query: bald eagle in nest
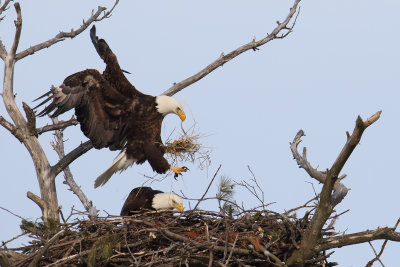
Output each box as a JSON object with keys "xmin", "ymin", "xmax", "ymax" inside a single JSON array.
[
  {"xmin": 34, "ymin": 26, "xmax": 188, "ymax": 188},
  {"xmin": 120, "ymin": 187, "xmax": 184, "ymax": 216}
]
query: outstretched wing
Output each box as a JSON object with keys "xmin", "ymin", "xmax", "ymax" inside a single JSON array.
[
  {"xmin": 35, "ymin": 69, "xmax": 131, "ymax": 150},
  {"xmin": 90, "ymin": 25, "xmax": 144, "ymax": 98},
  {"xmin": 34, "ymin": 26, "xmax": 152, "ymax": 150},
  {"xmin": 35, "ymin": 69, "xmax": 98, "ymax": 117}
]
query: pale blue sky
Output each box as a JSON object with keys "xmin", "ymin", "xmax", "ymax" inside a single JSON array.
[{"xmin": 1, "ymin": 1, "xmax": 399, "ymax": 265}]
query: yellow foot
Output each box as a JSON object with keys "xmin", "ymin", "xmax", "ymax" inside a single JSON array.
[{"xmin": 170, "ymin": 166, "xmax": 188, "ymax": 178}]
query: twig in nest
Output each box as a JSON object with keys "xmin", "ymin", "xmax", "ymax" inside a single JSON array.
[
  {"xmin": 192, "ymin": 165, "xmax": 222, "ymax": 211},
  {"xmin": 235, "ymin": 166, "xmax": 266, "ymax": 209},
  {"xmin": 28, "ymin": 230, "xmax": 65, "ymax": 267},
  {"xmin": 0, "ymin": 206, "xmax": 25, "ymax": 220}
]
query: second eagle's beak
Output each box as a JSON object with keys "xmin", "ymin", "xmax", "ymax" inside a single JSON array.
[
  {"xmin": 174, "ymin": 203, "xmax": 184, "ymax": 212},
  {"xmin": 176, "ymin": 109, "xmax": 186, "ymax": 121}
]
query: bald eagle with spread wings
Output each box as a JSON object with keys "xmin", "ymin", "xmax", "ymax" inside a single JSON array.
[{"xmin": 35, "ymin": 25, "xmax": 188, "ymax": 188}]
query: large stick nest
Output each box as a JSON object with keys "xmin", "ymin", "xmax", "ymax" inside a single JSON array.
[{"xmin": 1, "ymin": 210, "xmax": 337, "ymax": 267}]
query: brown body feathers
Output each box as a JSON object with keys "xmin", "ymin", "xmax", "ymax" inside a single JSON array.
[{"xmin": 35, "ymin": 26, "xmax": 185, "ymax": 187}]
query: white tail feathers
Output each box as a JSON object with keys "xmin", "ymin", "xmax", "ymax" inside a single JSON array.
[{"xmin": 94, "ymin": 150, "xmax": 135, "ymax": 188}]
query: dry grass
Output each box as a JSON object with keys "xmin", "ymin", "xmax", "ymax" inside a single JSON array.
[{"xmin": 163, "ymin": 123, "xmax": 211, "ymax": 170}]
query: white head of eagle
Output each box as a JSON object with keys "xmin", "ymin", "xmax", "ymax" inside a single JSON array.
[
  {"xmin": 152, "ymin": 192, "xmax": 184, "ymax": 211},
  {"xmin": 120, "ymin": 187, "xmax": 184, "ymax": 216},
  {"xmin": 156, "ymin": 95, "xmax": 186, "ymax": 121}
]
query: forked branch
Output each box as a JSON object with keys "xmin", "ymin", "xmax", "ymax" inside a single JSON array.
[
  {"xmin": 0, "ymin": 0, "xmax": 13, "ymax": 17},
  {"xmin": 95, "ymin": 0, "xmax": 119, "ymax": 21},
  {"xmin": 162, "ymin": 0, "xmax": 302, "ymax": 96},
  {"xmin": 51, "ymin": 118, "xmax": 97, "ymax": 217},
  {"xmin": 287, "ymin": 111, "xmax": 382, "ymax": 266},
  {"xmin": 290, "ymin": 130, "xmax": 349, "ymax": 207},
  {"xmin": 366, "ymin": 218, "xmax": 400, "ymax": 267},
  {"xmin": 14, "ymin": 1, "xmax": 118, "ymax": 61},
  {"xmin": 37, "ymin": 117, "xmax": 78, "ymax": 135},
  {"xmin": 0, "ymin": 115, "xmax": 24, "ymax": 142}
]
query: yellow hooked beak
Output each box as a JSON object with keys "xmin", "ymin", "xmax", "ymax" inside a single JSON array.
[
  {"xmin": 176, "ymin": 108, "xmax": 186, "ymax": 121},
  {"xmin": 174, "ymin": 203, "xmax": 184, "ymax": 212}
]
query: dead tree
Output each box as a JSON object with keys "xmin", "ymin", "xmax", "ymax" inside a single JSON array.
[
  {"xmin": 0, "ymin": 0, "xmax": 301, "ymax": 228},
  {"xmin": 0, "ymin": 1, "xmax": 118, "ymax": 227},
  {"xmin": 2, "ymin": 2, "xmax": 400, "ymax": 266},
  {"xmin": 286, "ymin": 111, "xmax": 400, "ymax": 266}
]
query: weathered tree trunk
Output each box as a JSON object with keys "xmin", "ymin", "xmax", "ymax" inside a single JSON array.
[
  {"xmin": 2, "ymin": 22, "xmax": 60, "ymax": 226},
  {"xmin": 3, "ymin": 58, "xmax": 59, "ymax": 226},
  {"xmin": 1, "ymin": 1, "xmax": 114, "ymax": 226}
]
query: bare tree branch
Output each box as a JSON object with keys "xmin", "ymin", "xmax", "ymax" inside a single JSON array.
[
  {"xmin": 0, "ymin": 115, "xmax": 24, "ymax": 142},
  {"xmin": 10, "ymin": 2, "xmax": 21, "ymax": 57},
  {"xmin": 235, "ymin": 166, "xmax": 266, "ymax": 209},
  {"xmin": 0, "ymin": 0, "xmax": 13, "ymax": 17},
  {"xmin": 328, "ymin": 112, "xmax": 381, "ymax": 179},
  {"xmin": 15, "ymin": 5, "xmax": 108, "ymax": 61},
  {"xmin": 2, "ymin": 3, "xmax": 60, "ymax": 225},
  {"xmin": 287, "ymin": 111, "xmax": 382, "ymax": 266},
  {"xmin": 37, "ymin": 117, "xmax": 78, "ymax": 135},
  {"xmin": 95, "ymin": 0, "xmax": 119, "ymax": 21},
  {"xmin": 290, "ymin": 130, "xmax": 349, "ymax": 206},
  {"xmin": 315, "ymin": 228, "xmax": 400, "ymax": 252},
  {"xmin": 192, "ymin": 164, "xmax": 222, "ymax": 211},
  {"xmin": 22, "ymin": 102, "xmax": 37, "ymax": 137},
  {"xmin": 366, "ymin": 218, "xmax": 400, "ymax": 267},
  {"xmin": 26, "ymin": 191, "xmax": 46, "ymax": 213},
  {"xmin": 0, "ymin": 40, "xmax": 6, "ymax": 60},
  {"xmin": 367, "ymin": 242, "xmax": 386, "ymax": 267},
  {"xmin": 52, "ymin": 140, "xmax": 93, "ymax": 177},
  {"xmin": 162, "ymin": 0, "xmax": 301, "ymax": 96},
  {"xmin": 0, "ymin": 0, "xmax": 10, "ymax": 58},
  {"xmin": 50, "ymin": 118, "xmax": 97, "ymax": 217},
  {"xmin": 0, "ymin": 206, "xmax": 24, "ymax": 220}
]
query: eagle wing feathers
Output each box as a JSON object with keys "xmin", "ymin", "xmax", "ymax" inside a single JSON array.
[{"xmin": 35, "ymin": 26, "xmax": 183, "ymax": 187}]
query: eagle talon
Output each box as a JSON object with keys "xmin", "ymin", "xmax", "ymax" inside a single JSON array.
[
  {"xmin": 170, "ymin": 166, "xmax": 188, "ymax": 178},
  {"xmin": 182, "ymin": 166, "xmax": 189, "ymax": 171}
]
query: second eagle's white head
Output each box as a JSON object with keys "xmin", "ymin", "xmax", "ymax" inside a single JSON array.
[
  {"xmin": 152, "ymin": 192, "xmax": 184, "ymax": 212},
  {"xmin": 156, "ymin": 95, "xmax": 186, "ymax": 121}
]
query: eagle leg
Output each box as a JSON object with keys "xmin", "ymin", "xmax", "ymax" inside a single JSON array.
[{"xmin": 170, "ymin": 166, "xmax": 188, "ymax": 179}]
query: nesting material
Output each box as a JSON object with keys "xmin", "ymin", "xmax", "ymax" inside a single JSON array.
[
  {"xmin": 1, "ymin": 210, "xmax": 337, "ymax": 266},
  {"xmin": 163, "ymin": 124, "xmax": 211, "ymax": 169}
]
